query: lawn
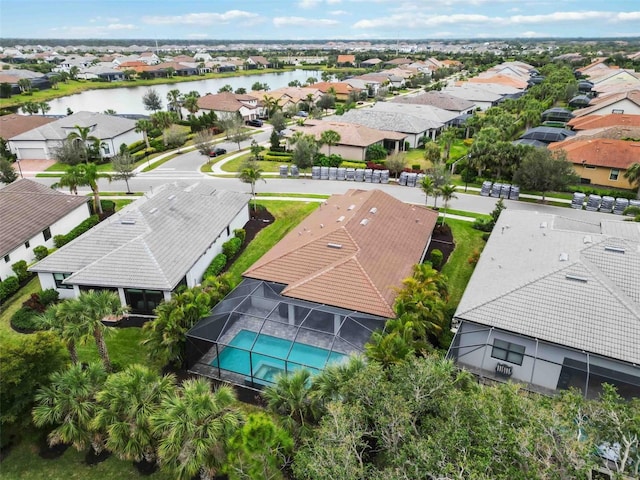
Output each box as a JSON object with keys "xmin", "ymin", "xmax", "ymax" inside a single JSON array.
[
  {"xmin": 225, "ymin": 200, "xmax": 320, "ymax": 286},
  {"xmin": 441, "ymin": 218, "xmax": 487, "ymax": 308},
  {"xmin": 220, "ymin": 153, "xmax": 284, "ymax": 173}
]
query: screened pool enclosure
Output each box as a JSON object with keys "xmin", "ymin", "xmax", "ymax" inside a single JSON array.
[{"xmin": 186, "ymin": 279, "xmax": 387, "ymax": 388}]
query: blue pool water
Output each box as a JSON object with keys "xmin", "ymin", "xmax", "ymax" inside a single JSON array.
[{"xmin": 211, "ymin": 329, "xmax": 346, "ymax": 382}]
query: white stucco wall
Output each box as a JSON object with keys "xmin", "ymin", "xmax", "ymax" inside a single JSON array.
[{"xmin": 590, "ymin": 98, "xmax": 640, "ymax": 115}]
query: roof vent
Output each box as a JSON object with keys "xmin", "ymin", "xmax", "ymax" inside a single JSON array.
[
  {"xmin": 347, "ymin": 204, "xmax": 356, "ymax": 210},
  {"xmin": 559, "ymin": 252, "xmax": 569, "ymax": 262},
  {"xmin": 167, "ymin": 194, "xmax": 176, "ymax": 200},
  {"xmin": 583, "ymin": 235, "xmax": 592, "ymax": 244},
  {"xmin": 565, "ymin": 274, "xmax": 588, "ymax": 283},
  {"xmin": 149, "ymin": 207, "xmax": 158, "ymax": 214},
  {"xmin": 369, "ymin": 207, "xmax": 378, "ymax": 214},
  {"xmin": 327, "ymin": 243, "xmax": 342, "ymax": 249},
  {"xmin": 121, "ymin": 219, "xmax": 136, "ymax": 225},
  {"xmin": 539, "ymin": 222, "xmax": 547, "ymax": 229},
  {"xmin": 604, "ymin": 246, "xmax": 625, "ymax": 254},
  {"xmin": 337, "ymin": 215, "xmax": 345, "ymax": 222},
  {"xmin": 360, "ymin": 218, "xmax": 369, "ymax": 226}
]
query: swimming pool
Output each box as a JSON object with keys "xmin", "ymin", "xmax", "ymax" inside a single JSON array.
[{"xmin": 211, "ymin": 329, "xmax": 346, "ymax": 383}]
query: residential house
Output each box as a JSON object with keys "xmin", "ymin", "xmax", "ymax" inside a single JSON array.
[
  {"xmin": 30, "ymin": 182, "xmax": 250, "ymax": 315},
  {"xmin": 77, "ymin": 63, "xmax": 125, "ymax": 82},
  {"xmin": 360, "ymin": 58, "xmax": 383, "ymax": 69},
  {"xmin": 448, "ymin": 209, "xmax": 640, "ymax": 399},
  {"xmin": 467, "ymin": 74, "xmax": 529, "ymax": 91},
  {"xmin": 0, "ymin": 114, "xmax": 56, "ymax": 141},
  {"xmin": 196, "ymin": 92, "xmax": 259, "ymax": 121},
  {"xmin": 548, "ymin": 138, "xmax": 640, "ymax": 190},
  {"xmin": 336, "ymin": 54, "xmax": 356, "ymax": 67},
  {"xmin": 288, "ymin": 119, "xmax": 406, "ymax": 161},
  {"xmin": 384, "ymin": 58, "xmax": 413, "ymax": 67},
  {"xmin": 308, "ymin": 81, "xmax": 362, "ymax": 102},
  {"xmin": 573, "ymin": 89, "xmax": 640, "ymax": 117},
  {"xmin": 0, "ymin": 179, "xmax": 90, "ymax": 281},
  {"xmin": 567, "ymin": 113, "xmax": 640, "ymax": 131},
  {"xmin": 8, "ymin": 111, "xmax": 140, "ymax": 161},
  {"xmin": 390, "ymin": 91, "xmax": 476, "ymax": 115},
  {"xmin": 245, "ymin": 56, "xmax": 271, "ymax": 69},
  {"xmin": 187, "ymin": 189, "xmax": 439, "ymax": 387},
  {"xmin": 443, "ymin": 84, "xmax": 505, "ymax": 110}
]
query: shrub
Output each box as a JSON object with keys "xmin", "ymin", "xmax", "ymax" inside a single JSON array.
[
  {"xmin": 467, "ymin": 249, "xmax": 481, "ymax": 266},
  {"xmin": 233, "ymin": 228, "xmax": 246, "ymax": 244},
  {"xmin": 463, "ymin": 139, "xmax": 474, "ymax": 147},
  {"xmin": 482, "ymin": 232, "xmax": 491, "ymax": 242},
  {"xmin": 411, "ymin": 164, "xmax": 421, "ymax": 171},
  {"xmin": 127, "ymin": 140, "xmax": 146, "ymax": 154},
  {"xmin": 472, "ymin": 218, "xmax": 494, "ymax": 232},
  {"xmin": 430, "ymin": 249, "xmax": 443, "ymax": 269},
  {"xmin": 33, "ymin": 245, "xmax": 49, "ymax": 261},
  {"xmin": 11, "ymin": 260, "xmax": 29, "ymax": 282},
  {"xmin": 222, "ymin": 237, "xmax": 242, "ymax": 259},
  {"xmin": 265, "ymin": 150, "xmax": 293, "ymax": 157},
  {"xmin": 264, "ymin": 154, "xmax": 291, "ymax": 162},
  {"xmin": 0, "ymin": 276, "xmax": 20, "ymax": 303},
  {"xmin": 10, "ymin": 307, "xmax": 42, "ymax": 332},
  {"xmin": 38, "ymin": 288, "xmax": 59, "ymax": 307},
  {"xmin": 340, "ymin": 161, "xmax": 367, "ymax": 169},
  {"xmin": 100, "ymin": 200, "xmax": 115, "ymax": 214},
  {"xmin": 205, "ymin": 253, "xmax": 227, "ymax": 278},
  {"xmin": 54, "ymin": 215, "xmax": 100, "ymax": 248}
]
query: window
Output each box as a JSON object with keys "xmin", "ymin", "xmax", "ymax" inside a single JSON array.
[
  {"xmin": 4, "ymin": 254, "xmax": 10, "ymax": 263},
  {"xmin": 24, "ymin": 240, "xmax": 30, "ymax": 248},
  {"xmin": 102, "ymin": 143, "xmax": 110, "ymax": 155},
  {"xmin": 612, "ymin": 109, "xmax": 624, "ymax": 114},
  {"xmin": 43, "ymin": 227, "xmax": 52, "ymax": 241},
  {"xmin": 609, "ymin": 169, "xmax": 620, "ymax": 181},
  {"xmin": 491, "ymin": 339, "xmax": 525, "ymax": 365},
  {"xmin": 53, "ymin": 272, "xmax": 73, "ymax": 289},
  {"xmin": 585, "ymin": 165, "xmax": 596, "ymax": 169}
]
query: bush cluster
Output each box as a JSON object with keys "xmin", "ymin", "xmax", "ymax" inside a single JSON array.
[
  {"xmin": 222, "ymin": 237, "xmax": 242, "ymax": 259},
  {"xmin": 10, "ymin": 289, "xmax": 59, "ymax": 332},
  {"xmin": 0, "ymin": 276, "xmax": 20, "ymax": 303},
  {"xmin": 430, "ymin": 249, "xmax": 443, "ymax": 269},
  {"xmin": 33, "ymin": 245, "xmax": 49, "ymax": 261},
  {"xmin": 204, "ymin": 253, "xmax": 227, "ymax": 278},
  {"xmin": 264, "ymin": 154, "xmax": 292, "ymax": 162},
  {"xmin": 233, "ymin": 228, "xmax": 246, "ymax": 244},
  {"xmin": 571, "ymin": 185, "xmax": 636, "ymax": 200},
  {"xmin": 11, "ymin": 260, "xmax": 30, "ymax": 282},
  {"xmin": 54, "ymin": 215, "xmax": 100, "ymax": 248},
  {"xmin": 339, "ymin": 161, "xmax": 367, "ymax": 169}
]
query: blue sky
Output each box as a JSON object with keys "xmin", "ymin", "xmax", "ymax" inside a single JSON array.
[{"xmin": 1, "ymin": 0, "xmax": 638, "ymax": 40}]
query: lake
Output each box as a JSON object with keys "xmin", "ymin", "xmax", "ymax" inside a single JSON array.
[{"xmin": 46, "ymin": 69, "xmax": 323, "ymax": 115}]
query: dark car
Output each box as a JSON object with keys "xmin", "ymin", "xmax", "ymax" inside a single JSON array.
[
  {"xmin": 208, "ymin": 147, "xmax": 227, "ymax": 157},
  {"xmin": 245, "ymin": 119, "xmax": 263, "ymax": 127}
]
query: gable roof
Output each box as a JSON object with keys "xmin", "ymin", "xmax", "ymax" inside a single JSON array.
[
  {"xmin": 0, "ymin": 114, "xmax": 56, "ymax": 139},
  {"xmin": 308, "ymin": 81, "xmax": 360, "ymax": 96},
  {"xmin": 568, "ymin": 113, "xmax": 640, "ymax": 130},
  {"xmin": 244, "ymin": 189, "xmax": 438, "ymax": 318},
  {"xmin": 455, "ymin": 209, "xmax": 640, "ymax": 365},
  {"xmin": 247, "ymin": 55, "xmax": 270, "ymax": 65},
  {"xmin": 337, "ymin": 54, "xmax": 356, "ymax": 64},
  {"xmin": 290, "ymin": 119, "xmax": 406, "ymax": 147},
  {"xmin": 573, "ymin": 89, "xmax": 640, "ymax": 117},
  {"xmin": 0, "ymin": 179, "xmax": 88, "ymax": 257},
  {"xmin": 390, "ymin": 91, "xmax": 475, "ymax": 112},
  {"xmin": 30, "ymin": 183, "xmax": 249, "ymax": 290},
  {"xmin": 197, "ymin": 92, "xmax": 257, "ymax": 112},
  {"xmin": 548, "ymin": 138, "xmax": 640, "ymax": 169},
  {"xmin": 467, "ymin": 74, "xmax": 529, "ymax": 90},
  {"xmin": 9, "ymin": 111, "xmax": 137, "ymax": 141},
  {"xmin": 325, "ymin": 107, "xmax": 444, "ymax": 134}
]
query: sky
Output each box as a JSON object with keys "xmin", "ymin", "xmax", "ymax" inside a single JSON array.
[{"xmin": 1, "ymin": 0, "xmax": 639, "ymax": 41}]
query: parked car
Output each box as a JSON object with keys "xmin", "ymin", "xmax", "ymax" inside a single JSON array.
[
  {"xmin": 245, "ymin": 119, "xmax": 263, "ymax": 127},
  {"xmin": 208, "ymin": 147, "xmax": 227, "ymax": 157}
]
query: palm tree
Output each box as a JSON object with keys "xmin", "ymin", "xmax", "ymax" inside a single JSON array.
[
  {"xmin": 439, "ymin": 184, "xmax": 458, "ymax": 225},
  {"xmin": 67, "ymin": 125, "xmax": 100, "ymax": 163},
  {"xmin": 319, "ymin": 129, "xmax": 341, "ymax": 156},
  {"xmin": 93, "ymin": 365, "xmax": 176, "ymax": 464},
  {"xmin": 438, "ymin": 128, "xmax": 457, "ymax": 162},
  {"xmin": 35, "ymin": 303, "xmax": 85, "ymax": 364},
  {"xmin": 151, "ymin": 379, "xmax": 242, "ymax": 480},
  {"xmin": 263, "ymin": 369, "xmax": 319, "ymax": 434},
  {"xmin": 135, "ymin": 119, "xmax": 153, "ymax": 149},
  {"xmin": 53, "ymin": 164, "xmax": 85, "ymax": 195},
  {"xmin": 39, "ymin": 102, "xmax": 51, "ymax": 115},
  {"xmin": 419, "ymin": 175, "xmax": 435, "ymax": 206},
  {"xmin": 69, "ymin": 65, "xmax": 80, "ymax": 80},
  {"xmin": 311, "ymin": 355, "xmax": 365, "ymax": 407},
  {"xmin": 262, "ymin": 95, "xmax": 279, "ymax": 119},
  {"xmin": 79, "ymin": 163, "xmax": 111, "ymax": 215},
  {"xmin": 364, "ymin": 330, "xmax": 414, "ymax": 368},
  {"xmin": 182, "ymin": 94, "xmax": 199, "ymax": 117},
  {"xmin": 624, "ymin": 162, "xmax": 640, "ymax": 199},
  {"xmin": 151, "ymin": 111, "xmax": 178, "ymax": 146},
  {"xmin": 238, "ymin": 160, "xmax": 265, "ymax": 211},
  {"xmin": 32, "ymin": 363, "xmax": 108, "ymax": 453},
  {"xmin": 166, "ymin": 89, "xmax": 182, "ymax": 120},
  {"xmin": 76, "ymin": 290, "xmax": 126, "ymax": 372}
]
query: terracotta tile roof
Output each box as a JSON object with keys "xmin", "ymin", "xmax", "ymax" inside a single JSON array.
[
  {"xmin": 468, "ymin": 74, "xmax": 528, "ymax": 90},
  {"xmin": 308, "ymin": 81, "xmax": 360, "ymax": 96},
  {"xmin": 0, "ymin": 74, "xmax": 20, "ymax": 83},
  {"xmin": 244, "ymin": 189, "xmax": 438, "ymax": 318},
  {"xmin": 116, "ymin": 61, "xmax": 147, "ymax": 69},
  {"xmin": 337, "ymin": 54, "xmax": 356, "ymax": 64},
  {"xmin": 0, "ymin": 178, "xmax": 88, "ymax": 256},
  {"xmin": 291, "ymin": 120, "xmax": 406, "ymax": 146},
  {"xmin": 548, "ymin": 138, "xmax": 640, "ymax": 169},
  {"xmin": 568, "ymin": 113, "xmax": 640, "ymax": 130},
  {"xmin": 573, "ymin": 126, "xmax": 640, "ymax": 141},
  {"xmin": 197, "ymin": 92, "xmax": 257, "ymax": 112},
  {"xmin": 386, "ymin": 58, "xmax": 413, "ymax": 65},
  {"xmin": 0, "ymin": 114, "xmax": 56, "ymax": 139}
]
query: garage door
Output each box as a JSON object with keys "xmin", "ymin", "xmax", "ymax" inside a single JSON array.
[{"xmin": 17, "ymin": 147, "xmax": 47, "ymax": 160}]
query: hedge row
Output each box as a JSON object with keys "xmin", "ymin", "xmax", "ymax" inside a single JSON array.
[
  {"xmin": 265, "ymin": 150, "xmax": 293, "ymax": 157},
  {"xmin": 222, "ymin": 237, "xmax": 242, "ymax": 259},
  {"xmin": 204, "ymin": 254, "xmax": 227, "ymax": 278},
  {"xmin": 0, "ymin": 276, "xmax": 19, "ymax": 304},
  {"xmin": 202, "ymin": 229, "xmax": 246, "ymax": 279},
  {"xmin": 54, "ymin": 215, "xmax": 100, "ymax": 248},
  {"xmin": 264, "ymin": 154, "xmax": 292, "ymax": 162},
  {"xmin": 10, "ymin": 289, "xmax": 60, "ymax": 332}
]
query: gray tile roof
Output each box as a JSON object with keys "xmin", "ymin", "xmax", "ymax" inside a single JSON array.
[
  {"xmin": 390, "ymin": 91, "xmax": 475, "ymax": 112},
  {"xmin": 0, "ymin": 179, "xmax": 88, "ymax": 257},
  {"xmin": 325, "ymin": 109, "xmax": 442, "ymax": 134},
  {"xmin": 455, "ymin": 210, "xmax": 640, "ymax": 364},
  {"xmin": 30, "ymin": 182, "xmax": 249, "ymax": 290},
  {"xmin": 9, "ymin": 111, "xmax": 137, "ymax": 141}
]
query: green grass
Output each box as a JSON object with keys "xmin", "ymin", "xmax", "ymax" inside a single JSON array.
[
  {"xmin": 257, "ymin": 192, "xmax": 329, "ymax": 199},
  {"xmin": 1, "ymin": 429, "xmax": 173, "ymax": 480},
  {"xmin": 441, "ymin": 219, "xmax": 487, "ymax": 308},
  {"xmin": 112, "ymin": 199, "xmax": 135, "ymax": 210},
  {"xmin": 225, "ymin": 200, "xmax": 320, "ymax": 286},
  {"xmin": 0, "ymin": 277, "xmax": 42, "ymax": 345},
  {"xmin": 221, "ymin": 153, "xmax": 284, "ymax": 173},
  {"xmin": 439, "ymin": 208, "xmax": 490, "ymax": 221},
  {"xmin": 97, "ymin": 192, "xmax": 143, "ymax": 196}
]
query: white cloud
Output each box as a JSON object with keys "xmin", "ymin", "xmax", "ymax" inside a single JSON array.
[
  {"xmin": 298, "ymin": 0, "xmax": 322, "ymax": 8},
  {"xmin": 327, "ymin": 0, "xmax": 343, "ymax": 4},
  {"xmin": 329, "ymin": 10, "xmax": 349, "ymax": 15},
  {"xmin": 50, "ymin": 23, "xmax": 135, "ymax": 36},
  {"xmin": 143, "ymin": 10, "xmax": 258, "ymax": 26},
  {"xmin": 273, "ymin": 16, "xmax": 340, "ymax": 27}
]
